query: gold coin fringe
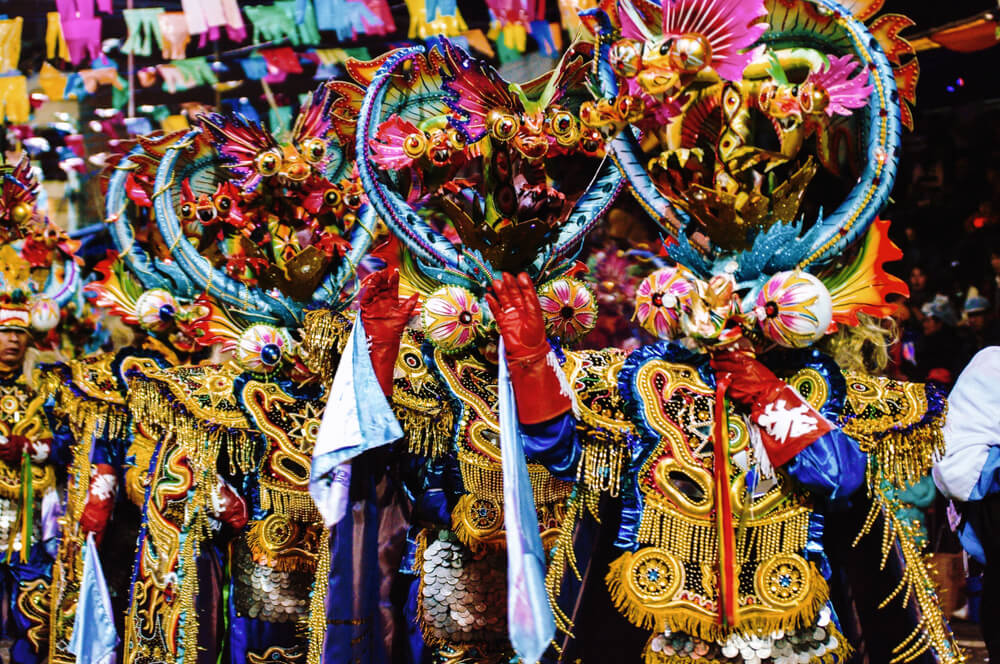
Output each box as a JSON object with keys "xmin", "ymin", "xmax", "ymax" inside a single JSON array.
[
  {"xmin": 411, "ymin": 530, "xmax": 451, "ymax": 651},
  {"xmin": 641, "ymin": 628, "xmax": 853, "ymax": 664},
  {"xmin": 605, "ymin": 551, "xmax": 831, "ymax": 642},
  {"xmin": 853, "ymin": 483, "xmax": 966, "ymax": 664}
]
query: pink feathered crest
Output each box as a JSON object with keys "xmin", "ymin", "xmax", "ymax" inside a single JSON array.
[
  {"xmin": 805, "ymin": 54, "xmax": 873, "ymax": 116},
  {"xmin": 660, "ymin": 0, "xmax": 768, "ymax": 82}
]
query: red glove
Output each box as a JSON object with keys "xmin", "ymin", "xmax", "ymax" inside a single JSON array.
[
  {"xmin": 212, "ymin": 475, "xmax": 248, "ymax": 530},
  {"xmin": 360, "ymin": 270, "xmax": 419, "ymax": 396},
  {"xmin": 80, "ymin": 463, "xmax": 117, "ymax": 543},
  {"xmin": 710, "ymin": 351, "xmax": 832, "ymax": 467},
  {"xmin": 486, "ymin": 272, "xmax": 573, "ymax": 425},
  {"xmin": 0, "ymin": 435, "xmax": 25, "ymax": 466}
]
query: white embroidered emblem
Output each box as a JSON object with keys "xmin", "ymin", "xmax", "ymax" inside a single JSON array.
[{"xmin": 756, "ymin": 398, "xmax": 818, "ymax": 443}]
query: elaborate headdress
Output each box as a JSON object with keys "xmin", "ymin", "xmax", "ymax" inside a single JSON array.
[
  {"xmin": 583, "ymin": 0, "xmax": 917, "ymax": 350},
  {"xmin": 357, "ymin": 39, "xmax": 623, "ymax": 351},
  {"xmin": 104, "ymin": 82, "xmax": 378, "ymax": 375},
  {"xmin": 0, "ymin": 156, "xmax": 81, "ymax": 338}
]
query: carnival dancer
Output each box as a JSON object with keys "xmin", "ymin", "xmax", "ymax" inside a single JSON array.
[
  {"xmin": 0, "ymin": 302, "xmax": 60, "ymax": 664},
  {"xmin": 119, "ymin": 79, "xmax": 386, "ymax": 664},
  {"xmin": 354, "ymin": 36, "xmax": 627, "ymax": 662},
  {"xmin": 0, "ymin": 155, "xmax": 85, "ymax": 664},
  {"xmin": 39, "ymin": 131, "xmax": 222, "ymax": 664}
]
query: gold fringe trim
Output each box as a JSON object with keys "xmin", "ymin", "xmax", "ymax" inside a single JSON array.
[
  {"xmin": 458, "ymin": 451, "xmax": 573, "ymax": 507},
  {"xmin": 258, "ymin": 480, "xmax": 322, "ymax": 523},
  {"xmin": 127, "ymin": 377, "xmax": 257, "ymax": 475},
  {"xmin": 606, "ymin": 551, "xmax": 831, "ymax": 642},
  {"xmin": 302, "ymin": 309, "xmax": 353, "ymax": 382},
  {"xmin": 306, "ymin": 527, "xmax": 331, "ymax": 664},
  {"xmin": 577, "ymin": 440, "xmax": 627, "ymax": 497},
  {"xmin": 853, "ymin": 483, "xmax": 966, "ymax": 664},
  {"xmin": 841, "ymin": 373, "xmax": 948, "ymax": 490},
  {"xmin": 36, "ymin": 368, "xmax": 130, "ymax": 445},
  {"xmin": 854, "ymin": 423, "xmax": 947, "ymax": 491},
  {"xmin": 394, "ymin": 404, "xmax": 453, "ymax": 458},
  {"xmin": 638, "ymin": 495, "xmax": 812, "ymax": 565},
  {"xmin": 544, "ymin": 489, "xmax": 593, "ymax": 637}
]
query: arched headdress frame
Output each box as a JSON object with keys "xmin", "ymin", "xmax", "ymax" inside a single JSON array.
[
  {"xmin": 152, "ymin": 128, "xmax": 378, "ymax": 325},
  {"xmin": 591, "ymin": 0, "xmax": 901, "ymax": 283},
  {"xmin": 356, "ymin": 45, "xmax": 623, "ymax": 291}
]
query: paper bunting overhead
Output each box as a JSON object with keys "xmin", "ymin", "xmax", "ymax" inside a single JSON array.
[{"xmin": 181, "ymin": 0, "xmax": 246, "ymax": 44}]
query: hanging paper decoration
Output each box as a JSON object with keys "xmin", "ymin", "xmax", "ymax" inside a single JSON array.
[
  {"xmin": 276, "ymin": 0, "xmax": 322, "ymax": 44},
  {"xmin": 528, "ymin": 20, "xmax": 557, "ymax": 56},
  {"xmin": 157, "ymin": 64, "xmax": 195, "ymax": 93},
  {"xmin": 0, "ymin": 76, "xmax": 29, "ymax": 124},
  {"xmin": 0, "ymin": 18, "xmax": 22, "ymax": 74},
  {"xmin": 463, "ymin": 29, "xmax": 495, "ymax": 57},
  {"xmin": 222, "ymin": 98, "xmax": 261, "ymax": 122},
  {"xmin": 403, "ymin": 0, "xmax": 467, "ymax": 38},
  {"xmin": 46, "ymin": 12, "xmax": 70, "ymax": 61},
  {"xmin": 425, "ymin": 0, "xmax": 457, "ymax": 21},
  {"xmin": 555, "ymin": 0, "xmax": 594, "ymax": 34},
  {"xmin": 158, "ymin": 12, "xmax": 191, "ymax": 59},
  {"xmin": 56, "ymin": 0, "xmax": 104, "ymax": 65},
  {"xmin": 121, "ymin": 8, "xmax": 165, "ymax": 57},
  {"xmin": 78, "ymin": 67, "xmax": 123, "ymax": 94},
  {"xmin": 172, "ymin": 56, "xmax": 219, "ymax": 86},
  {"xmin": 137, "ymin": 66, "xmax": 158, "ymax": 87},
  {"xmin": 260, "ymin": 47, "xmax": 303, "ymax": 84},
  {"xmin": 161, "ymin": 114, "xmax": 189, "ymax": 131},
  {"xmin": 363, "ymin": 0, "xmax": 396, "ymax": 34},
  {"xmin": 180, "ymin": 0, "xmax": 246, "ymax": 45},
  {"xmin": 307, "ymin": 0, "xmax": 385, "ymax": 41},
  {"xmin": 243, "ymin": 4, "xmax": 300, "ymax": 44},
  {"xmin": 39, "ymin": 63, "xmax": 68, "ymax": 101},
  {"xmin": 490, "ymin": 22, "xmax": 527, "ymax": 60},
  {"xmin": 63, "ymin": 73, "xmax": 86, "ymax": 99},
  {"xmin": 240, "ymin": 56, "xmax": 269, "ymax": 80}
]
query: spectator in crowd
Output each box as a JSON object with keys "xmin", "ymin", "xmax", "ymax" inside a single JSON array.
[
  {"xmin": 934, "ymin": 347, "xmax": 1000, "ymax": 659},
  {"xmin": 908, "ymin": 265, "xmax": 933, "ymax": 312},
  {"xmin": 959, "ymin": 294, "xmax": 1000, "ymax": 357},
  {"xmin": 914, "ymin": 295, "xmax": 963, "ymax": 384}
]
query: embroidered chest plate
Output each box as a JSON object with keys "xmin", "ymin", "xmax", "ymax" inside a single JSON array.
[
  {"xmin": 431, "ymin": 347, "xmax": 572, "ymax": 548},
  {"xmin": 612, "ymin": 347, "xmax": 827, "ymax": 643},
  {"xmin": 238, "ymin": 379, "xmax": 326, "ymax": 523}
]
